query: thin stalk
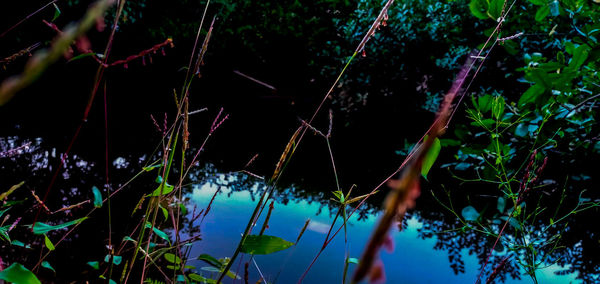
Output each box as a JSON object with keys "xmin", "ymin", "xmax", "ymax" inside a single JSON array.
[
  {"xmin": 140, "ymin": 127, "xmax": 180, "ymax": 283},
  {"xmin": 0, "ymin": 0, "xmax": 58, "ymax": 38}
]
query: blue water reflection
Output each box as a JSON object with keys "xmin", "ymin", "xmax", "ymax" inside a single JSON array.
[{"xmin": 185, "ymin": 175, "xmax": 580, "ymax": 283}]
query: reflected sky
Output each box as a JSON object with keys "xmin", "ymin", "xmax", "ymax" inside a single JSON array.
[{"xmin": 186, "ymin": 175, "xmax": 581, "ymax": 283}]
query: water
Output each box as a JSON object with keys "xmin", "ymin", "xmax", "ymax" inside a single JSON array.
[{"xmin": 183, "ymin": 171, "xmax": 583, "ymax": 284}]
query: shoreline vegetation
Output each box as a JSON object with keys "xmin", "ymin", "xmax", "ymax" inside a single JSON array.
[{"xmin": 0, "ymin": 0, "xmax": 599, "ymax": 283}]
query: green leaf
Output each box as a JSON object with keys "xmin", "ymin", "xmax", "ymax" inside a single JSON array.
[
  {"xmin": 488, "ymin": 0, "xmax": 505, "ymax": 20},
  {"xmin": 0, "ymin": 263, "xmax": 41, "ymax": 284},
  {"xmin": 160, "ymin": 206, "xmax": 169, "ymax": 221},
  {"xmin": 92, "ymin": 186, "xmax": 102, "ymax": 208},
  {"xmin": 197, "ymin": 254, "xmax": 223, "ymax": 269},
  {"xmin": 527, "ymin": 69, "xmax": 551, "ymax": 89},
  {"xmin": 240, "ymin": 235, "xmax": 294, "ymax": 255},
  {"xmin": 179, "ymin": 203, "xmax": 187, "ymax": 215},
  {"xmin": 44, "ymin": 234, "xmax": 55, "ymax": 251},
  {"xmin": 201, "ymin": 267, "xmax": 221, "ymax": 273},
  {"xmin": 518, "ymin": 84, "xmax": 545, "ymax": 107},
  {"xmin": 104, "ymin": 255, "xmax": 122, "ymax": 265},
  {"xmin": 143, "ymin": 164, "xmax": 162, "ymax": 172},
  {"xmin": 11, "ymin": 240, "xmax": 31, "ymax": 248},
  {"xmin": 470, "ymin": 0, "xmax": 490, "ymax": 19},
  {"xmin": 150, "ymin": 183, "xmax": 174, "ymax": 197},
  {"xmin": 145, "ymin": 222, "xmax": 171, "ymax": 243},
  {"xmin": 0, "ymin": 208, "xmax": 10, "ymax": 218},
  {"xmin": 471, "ymin": 118, "xmax": 495, "ymax": 128},
  {"xmin": 122, "ymin": 236, "xmax": 137, "ymax": 243},
  {"xmin": 164, "ymin": 253, "xmax": 181, "ymax": 264},
  {"xmin": 188, "ymin": 274, "xmax": 216, "ymax": 283},
  {"xmin": 41, "ymin": 261, "xmax": 55, "ymax": 273},
  {"xmin": 347, "ymin": 258, "xmax": 359, "ymax": 264},
  {"xmin": 87, "ymin": 261, "xmax": 100, "ymax": 270},
  {"xmin": 478, "ymin": 94, "xmax": 493, "ymax": 113},
  {"xmin": 51, "ymin": 3, "xmax": 61, "ymax": 22},
  {"xmin": 421, "ymin": 137, "xmax": 441, "ymax": 179},
  {"xmin": 440, "ymin": 139, "xmax": 461, "ymax": 147},
  {"xmin": 535, "ymin": 5, "xmax": 550, "ymax": 22},
  {"xmin": 461, "ymin": 206, "xmax": 480, "ymax": 221},
  {"xmin": 491, "ymin": 96, "xmax": 505, "ymax": 120},
  {"xmin": 567, "ymin": 44, "xmax": 590, "ymax": 70},
  {"xmin": 29, "ymin": 217, "xmax": 88, "ymax": 235},
  {"xmin": 497, "ymin": 197, "xmax": 506, "ymax": 213},
  {"xmin": 528, "ymin": 0, "xmax": 546, "ymax": 5},
  {"xmin": 67, "ymin": 52, "xmax": 96, "ymax": 63},
  {"xmin": 0, "ymin": 228, "xmax": 10, "ymax": 242},
  {"xmin": 500, "ymin": 216, "xmax": 522, "ymax": 230}
]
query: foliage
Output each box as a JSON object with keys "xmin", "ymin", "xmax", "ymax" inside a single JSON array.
[
  {"xmin": 321, "ymin": 0, "xmax": 476, "ymax": 113},
  {"xmin": 435, "ymin": 0, "xmax": 600, "ymax": 282},
  {"xmin": 239, "ymin": 235, "xmax": 294, "ymax": 255},
  {"xmin": 0, "ymin": 263, "xmax": 41, "ymax": 284}
]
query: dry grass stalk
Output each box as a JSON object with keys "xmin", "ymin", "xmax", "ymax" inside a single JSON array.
[
  {"xmin": 259, "ymin": 201, "xmax": 275, "ymax": 235},
  {"xmin": 0, "ymin": 43, "xmax": 40, "ymax": 69},
  {"xmin": 31, "ymin": 190, "xmax": 51, "ymax": 213},
  {"xmin": 233, "ymin": 70, "xmax": 277, "ymax": 91},
  {"xmin": 51, "ymin": 200, "xmax": 91, "ymax": 215},
  {"xmin": 193, "ymin": 16, "xmax": 216, "ymax": 77},
  {"xmin": 183, "ymin": 97, "xmax": 190, "ymax": 151},
  {"xmin": 296, "ymin": 219, "xmax": 311, "ymax": 244},
  {"xmin": 44, "ymin": 18, "xmax": 175, "ymax": 69},
  {"xmin": 0, "ymin": 0, "xmax": 115, "ymax": 105},
  {"xmin": 270, "ymin": 125, "xmax": 304, "ymax": 183},
  {"xmin": 354, "ymin": 0, "xmax": 394, "ymax": 54},
  {"xmin": 0, "ymin": 181, "xmax": 25, "ymax": 201}
]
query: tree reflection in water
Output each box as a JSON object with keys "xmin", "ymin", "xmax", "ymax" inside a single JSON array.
[{"xmin": 1, "ymin": 136, "xmax": 597, "ymax": 283}]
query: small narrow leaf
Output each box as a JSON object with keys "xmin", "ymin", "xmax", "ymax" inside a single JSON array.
[
  {"xmin": 421, "ymin": 137, "xmax": 442, "ymax": 179},
  {"xmin": 51, "ymin": 3, "xmax": 61, "ymax": 22},
  {"xmin": 197, "ymin": 254, "xmax": 223, "ymax": 269},
  {"xmin": 0, "ymin": 263, "xmax": 41, "ymax": 284},
  {"xmin": 92, "ymin": 186, "xmax": 102, "ymax": 208},
  {"xmin": 145, "ymin": 222, "xmax": 171, "ymax": 243},
  {"xmin": 44, "ymin": 234, "xmax": 55, "ymax": 251},
  {"xmin": 188, "ymin": 274, "xmax": 216, "ymax": 283},
  {"xmin": 150, "ymin": 183, "xmax": 174, "ymax": 197},
  {"xmin": 492, "ymin": 96, "xmax": 505, "ymax": 120},
  {"xmin": 142, "ymin": 164, "xmax": 162, "ymax": 172},
  {"xmin": 41, "ymin": 261, "xmax": 55, "ymax": 273},
  {"xmin": 29, "ymin": 217, "xmax": 88, "ymax": 235},
  {"xmin": 240, "ymin": 235, "xmax": 294, "ymax": 255},
  {"xmin": 104, "ymin": 255, "xmax": 122, "ymax": 265},
  {"xmin": 122, "ymin": 236, "xmax": 137, "ymax": 243},
  {"xmin": 11, "ymin": 240, "xmax": 31, "ymax": 248},
  {"xmin": 87, "ymin": 261, "xmax": 100, "ymax": 270},
  {"xmin": 161, "ymin": 206, "xmax": 169, "ymax": 221},
  {"xmin": 67, "ymin": 52, "xmax": 95, "ymax": 63}
]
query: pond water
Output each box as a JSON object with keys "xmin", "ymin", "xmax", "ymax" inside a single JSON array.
[
  {"xmin": 182, "ymin": 171, "xmax": 582, "ymax": 284},
  {"xmin": 0, "ymin": 133, "xmax": 597, "ymax": 283}
]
